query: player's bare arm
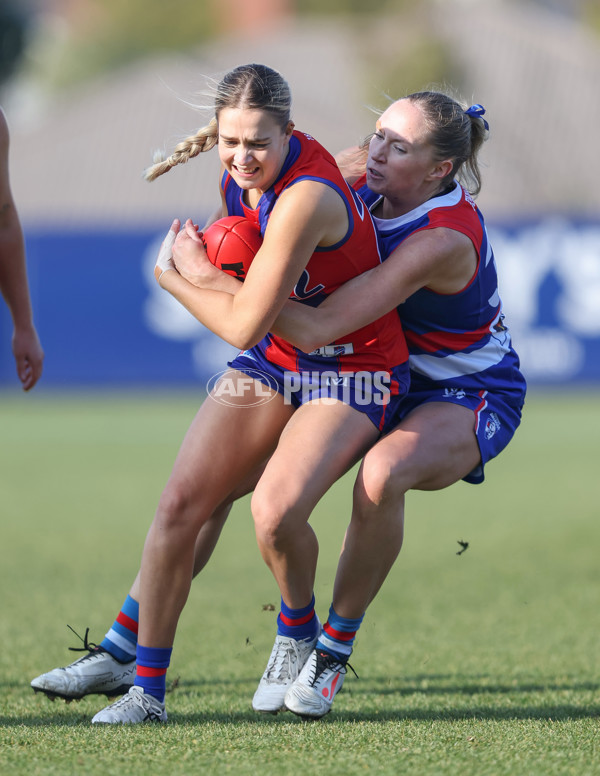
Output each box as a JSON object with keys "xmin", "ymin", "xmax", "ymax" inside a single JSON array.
[
  {"xmin": 157, "ymin": 180, "xmax": 347, "ymax": 349},
  {"xmin": 0, "ymin": 112, "xmax": 31, "ymax": 322},
  {"xmin": 271, "ymin": 226, "xmax": 477, "ymax": 352},
  {"xmin": 0, "ymin": 108, "xmax": 44, "ymax": 389}
]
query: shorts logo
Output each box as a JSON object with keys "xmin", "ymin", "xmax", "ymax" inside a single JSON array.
[
  {"xmin": 443, "ymin": 387, "xmax": 466, "ymax": 400},
  {"xmin": 485, "ymin": 412, "xmax": 501, "ymax": 440}
]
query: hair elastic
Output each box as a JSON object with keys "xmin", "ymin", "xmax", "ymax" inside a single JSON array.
[{"xmin": 464, "ymin": 104, "xmax": 489, "ymax": 131}]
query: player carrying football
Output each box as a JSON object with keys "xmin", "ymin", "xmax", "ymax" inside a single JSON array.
[{"xmin": 32, "ymin": 63, "xmax": 409, "ymax": 724}]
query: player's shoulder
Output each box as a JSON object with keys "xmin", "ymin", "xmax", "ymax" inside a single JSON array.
[{"xmin": 411, "ymin": 223, "xmax": 475, "ymax": 258}]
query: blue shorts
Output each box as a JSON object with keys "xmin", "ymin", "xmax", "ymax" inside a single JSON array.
[
  {"xmin": 394, "ymin": 385, "xmax": 525, "ymax": 484},
  {"xmin": 229, "ymin": 346, "xmax": 410, "ymax": 435}
]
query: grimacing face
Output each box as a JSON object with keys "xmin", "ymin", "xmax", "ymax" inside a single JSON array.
[
  {"xmin": 366, "ymin": 100, "xmax": 447, "ymax": 210},
  {"xmin": 217, "ymin": 108, "xmax": 293, "ymax": 196}
]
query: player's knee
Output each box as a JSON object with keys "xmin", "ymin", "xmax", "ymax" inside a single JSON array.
[
  {"xmin": 251, "ymin": 486, "xmax": 298, "ymax": 550},
  {"xmin": 154, "ymin": 479, "xmax": 203, "ymax": 541},
  {"xmin": 356, "ymin": 445, "xmax": 408, "ymax": 509}
]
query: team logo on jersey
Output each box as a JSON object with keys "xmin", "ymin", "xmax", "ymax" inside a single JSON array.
[
  {"xmin": 443, "ymin": 387, "xmax": 466, "ymax": 400},
  {"xmin": 493, "ymin": 314, "xmax": 508, "ymax": 333},
  {"xmin": 293, "ymin": 269, "xmax": 325, "ymax": 300},
  {"xmin": 484, "ymin": 412, "xmax": 501, "ymax": 440}
]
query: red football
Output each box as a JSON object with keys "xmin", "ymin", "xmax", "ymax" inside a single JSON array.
[{"xmin": 201, "ymin": 216, "xmax": 263, "ymax": 280}]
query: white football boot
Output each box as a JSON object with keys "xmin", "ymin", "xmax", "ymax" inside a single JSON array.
[
  {"xmin": 284, "ymin": 648, "xmax": 351, "ymax": 718},
  {"xmin": 91, "ymin": 686, "xmax": 167, "ymax": 724},
  {"xmin": 252, "ymin": 624, "xmax": 319, "ymax": 714},
  {"xmin": 31, "ymin": 647, "xmax": 135, "ymax": 701}
]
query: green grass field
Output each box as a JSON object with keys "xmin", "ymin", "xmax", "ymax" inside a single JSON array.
[{"xmin": 0, "ymin": 389, "xmax": 598, "ymax": 775}]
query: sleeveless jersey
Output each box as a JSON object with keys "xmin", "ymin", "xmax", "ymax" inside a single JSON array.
[
  {"xmin": 221, "ymin": 131, "xmax": 408, "ymax": 373},
  {"xmin": 355, "ymin": 176, "xmax": 526, "ymax": 397}
]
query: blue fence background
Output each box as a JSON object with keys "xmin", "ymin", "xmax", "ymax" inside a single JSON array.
[{"xmin": 1, "ymin": 218, "xmax": 599, "ymax": 390}]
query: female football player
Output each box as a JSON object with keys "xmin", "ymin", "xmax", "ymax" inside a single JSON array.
[
  {"xmin": 274, "ymin": 93, "xmax": 527, "ymax": 717},
  {"xmin": 32, "ymin": 63, "xmax": 409, "ymax": 724}
]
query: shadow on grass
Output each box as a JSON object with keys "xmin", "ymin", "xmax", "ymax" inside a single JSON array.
[
  {"xmin": 6, "ymin": 674, "xmax": 599, "ymax": 697},
  {"xmin": 5, "ymin": 672, "xmax": 600, "ymax": 727},
  {"xmin": 168, "ymin": 674, "xmax": 600, "ymax": 698},
  {"xmin": 173, "ymin": 703, "xmax": 600, "ymax": 724},
  {"xmin": 346, "ymin": 675, "xmax": 600, "ymax": 697},
  {"xmin": 2, "ymin": 702, "xmax": 600, "ymax": 728}
]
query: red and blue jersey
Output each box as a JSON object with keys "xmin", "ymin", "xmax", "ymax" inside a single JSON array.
[
  {"xmin": 355, "ymin": 176, "xmax": 526, "ymax": 399},
  {"xmin": 221, "ymin": 130, "xmax": 408, "ymax": 374}
]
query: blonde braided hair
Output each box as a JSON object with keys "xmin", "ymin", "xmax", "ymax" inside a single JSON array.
[
  {"xmin": 144, "ymin": 64, "xmax": 292, "ymax": 182},
  {"xmin": 144, "ymin": 118, "xmax": 218, "ymax": 182}
]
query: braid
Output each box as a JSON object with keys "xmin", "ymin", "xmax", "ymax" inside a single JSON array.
[
  {"xmin": 144, "ymin": 65, "xmax": 291, "ymax": 183},
  {"xmin": 144, "ymin": 118, "xmax": 218, "ymax": 181}
]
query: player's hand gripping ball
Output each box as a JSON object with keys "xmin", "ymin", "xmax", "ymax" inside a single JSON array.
[{"xmin": 201, "ymin": 216, "xmax": 263, "ymax": 280}]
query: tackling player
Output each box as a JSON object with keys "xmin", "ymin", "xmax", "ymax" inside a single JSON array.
[{"xmin": 274, "ymin": 94, "xmax": 526, "ymax": 717}]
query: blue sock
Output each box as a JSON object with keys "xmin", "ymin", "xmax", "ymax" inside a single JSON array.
[
  {"xmin": 135, "ymin": 644, "xmax": 172, "ymax": 703},
  {"xmin": 317, "ymin": 605, "xmax": 364, "ymax": 662},
  {"xmin": 277, "ymin": 594, "xmax": 319, "ymax": 641},
  {"xmin": 100, "ymin": 594, "xmax": 138, "ymax": 663}
]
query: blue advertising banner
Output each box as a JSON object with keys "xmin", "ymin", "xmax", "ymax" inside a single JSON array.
[
  {"xmin": 0, "ymin": 229, "xmax": 239, "ymax": 390},
  {"xmin": 0, "ymin": 219, "xmax": 598, "ymax": 389},
  {"xmin": 488, "ymin": 219, "xmax": 600, "ymax": 384}
]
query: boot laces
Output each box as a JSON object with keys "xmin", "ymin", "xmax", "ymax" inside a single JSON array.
[
  {"xmin": 310, "ymin": 650, "xmax": 358, "ymax": 686},
  {"xmin": 67, "ymin": 624, "xmax": 98, "ymax": 654},
  {"xmin": 265, "ymin": 638, "xmax": 302, "ymax": 682}
]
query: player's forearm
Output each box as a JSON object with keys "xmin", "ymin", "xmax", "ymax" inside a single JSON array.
[
  {"xmin": 182, "ymin": 265, "xmax": 242, "ymax": 294},
  {"xmin": 271, "ymin": 299, "xmax": 343, "ymax": 352},
  {"xmin": 159, "ymin": 270, "xmax": 271, "ymax": 350},
  {"xmin": 0, "ymin": 231, "xmax": 35, "ymax": 328}
]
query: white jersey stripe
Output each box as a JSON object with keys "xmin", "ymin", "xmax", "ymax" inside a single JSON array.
[{"xmin": 409, "ymin": 335, "xmax": 512, "ymax": 381}]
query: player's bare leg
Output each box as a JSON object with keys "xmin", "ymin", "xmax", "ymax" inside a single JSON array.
[
  {"xmin": 250, "ymin": 400, "xmax": 379, "ymax": 712},
  {"xmin": 62, "ymin": 408, "xmax": 274, "ymax": 715},
  {"xmin": 283, "ymin": 402, "xmax": 481, "ymax": 719},
  {"xmin": 30, "ymin": 429, "xmax": 267, "ymax": 703},
  {"xmin": 88, "ymin": 373, "xmax": 294, "ymax": 723},
  {"xmin": 119, "ymin": 461, "xmax": 264, "ymax": 603},
  {"xmin": 332, "ymin": 402, "xmax": 481, "ymax": 619},
  {"xmin": 135, "ymin": 376, "xmax": 293, "ymax": 652}
]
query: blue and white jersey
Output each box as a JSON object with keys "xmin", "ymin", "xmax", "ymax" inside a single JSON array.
[{"xmin": 356, "ymin": 177, "xmax": 526, "ymax": 402}]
